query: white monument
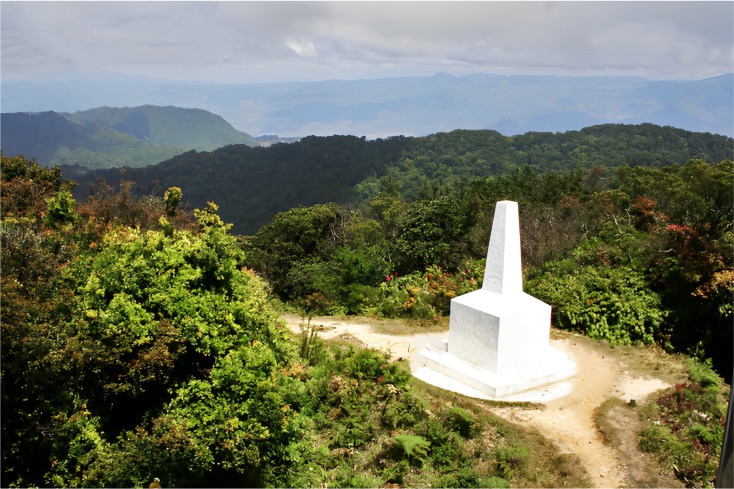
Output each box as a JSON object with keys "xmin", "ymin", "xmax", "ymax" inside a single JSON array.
[{"xmin": 414, "ymin": 200, "xmax": 576, "ymax": 398}]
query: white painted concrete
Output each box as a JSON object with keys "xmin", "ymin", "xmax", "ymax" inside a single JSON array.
[
  {"xmin": 482, "ymin": 201, "xmax": 523, "ymax": 296},
  {"xmin": 448, "ymin": 289, "xmax": 551, "ymax": 374},
  {"xmin": 414, "ymin": 200, "xmax": 577, "ymax": 399}
]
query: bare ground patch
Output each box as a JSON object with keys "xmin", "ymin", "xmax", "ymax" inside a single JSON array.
[
  {"xmin": 596, "ymin": 398, "xmax": 683, "ymax": 488},
  {"xmin": 282, "ymin": 315, "xmax": 690, "ymax": 488}
]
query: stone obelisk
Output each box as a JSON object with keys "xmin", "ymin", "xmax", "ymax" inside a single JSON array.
[
  {"xmin": 414, "ymin": 200, "xmax": 576, "ymax": 398},
  {"xmin": 483, "ymin": 200, "xmax": 523, "ymax": 296}
]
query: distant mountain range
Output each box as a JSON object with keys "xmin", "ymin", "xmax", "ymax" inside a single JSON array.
[
  {"xmin": 2, "ymin": 72, "xmax": 732, "ymax": 139},
  {"xmin": 1, "ymin": 105, "xmax": 257, "ymax": 169}
]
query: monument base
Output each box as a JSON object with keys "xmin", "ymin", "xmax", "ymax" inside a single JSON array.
[{"xmin": 413, "ymin": 340, "xmax": 577, "ymax": 399}]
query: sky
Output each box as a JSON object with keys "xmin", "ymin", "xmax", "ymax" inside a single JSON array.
[{"xmin": 2, "ymin": 1, "xmax": 733, "ymax": 85}]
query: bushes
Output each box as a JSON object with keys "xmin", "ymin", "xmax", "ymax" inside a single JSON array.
[
  {"xmin": 436, "ymin": 467, "xmax": 509, "ymax": 488},
  {"xmin": 284, "ymin": 339, "xmax": 588, "ymax": 488},
  {"xmin": 415, "ymin": 417, "xmax": 461, "ymax": 468},
  {"xmin": 494, "ymin": 445, "xmax": 530, "ymax": 479},
  {"xmin": 638, "ymin": 359, "xmax": 729, "ymax": 487},
  {"xmin": 373, "ymin": 259, "xmax": 485, "ymax": 319},
  {"xmin": 1, "ymin": 165, "xmax": 303, "ymax": 487},
  {"xmin": 382, "ymin": 390, "xmax": 427, "ymax": 429},
  {"xmin": 390, "ymin": 434, "xmax": 431, "ymax": 464},
  {"xmin": 527, "ymin": 237, "xmax": 668, "ymax": 346},
  {"xmin": 444, "ymin": 406, "xmax": 476, "ymax": 438},
  {"xmin": 639, "ymin": 424, "xmax": 686, "ymax": 455}
]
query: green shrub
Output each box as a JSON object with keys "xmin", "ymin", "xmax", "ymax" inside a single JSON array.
[
  {"xmin": 330, "ymin": 401, "xmax": 376, "ymax": 449},
  {"xmin": 638, "ymin": 424, "xmax": 686, "ymax": 455},
  {"xmin": 343, "ymin": 283, "xmax": 381, "ymax": 315},
  {"xmin": 689, "ymin": 423, "xmax": 717, "ymax": 446},
  {"xmin": 687, "ymin": 358, "xmax": 721, "ymax": 390},
  {"xmin": 443, "ymin": 406, "xmax": 476, "ymax": 438},
  {"xmin": 381, "ymin": 459, "xmax": 410, "ymax": 484},
  {"xmin": 413, "ymin": 418, "xmax": 462, "ymax": 468},
  {"xmin": 435, "ymin": 469, "xmax": 509, "ymax": 488},
  {"xmin": 44, "ymin": 190, "xmax": 78, "ymax": 229},
  {"xmin": 481, "ymin": 476, "xmax": 511, "ymax": 488},
  {"xmin": 436, "ymin": 467, "xmax": 481, "ymax": 487},
  {"xmin": 527, "ymin": 260, "xmax": 667, "ymax": 345},
  {"xmin": 334, "ymin": 468, "xmax": 383, "ymax": 489},
  {"xmin": 643, "ymin": 363, "xmax": 730, "ymax": 487},
  {"xmin": 494, "ymin": 445, "xmax": 529, "ymax": 479},
  {"xmin": 381, "ymin": 391, "xmax": 427, "ymax": 429}
]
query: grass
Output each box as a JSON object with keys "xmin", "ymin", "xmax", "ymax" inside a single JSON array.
[
  {"xmin": 633, "ymin": 359, "xmax": 728, "ymax": 488},
  {"xmin": 595, "ymin": 397, "xmax": 631, "ymax": 445},
  {"xmin": 408, "ymin": 376, "xmax": 593, "ymax": 488},
  {"xmin": 288, "ymin": 333, "xmax": 593, "ymax": 488},
  {"xmin": 592, "ymin": 341, "xmax": 729, "ymax": 488},
  {"xmin": 595, "ymin": 397, "xmax": 684, "ymax": 488},
  {"xmin": 289, "ymin": 313, "xmax": 725, "ymax": 487}
]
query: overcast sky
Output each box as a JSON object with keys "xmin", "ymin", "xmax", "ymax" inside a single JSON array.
[{"xmin": 2, "ymin": 1, "xmax": 733, "ymax": 83}]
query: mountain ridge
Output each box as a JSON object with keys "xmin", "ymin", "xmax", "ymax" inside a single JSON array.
[{"xmin": 1, "ymin": 105, "xmax": 257, "ymax": 169}]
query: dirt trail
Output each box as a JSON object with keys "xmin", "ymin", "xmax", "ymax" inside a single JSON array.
[
  {"xmin": 489, "ymin": 339, "xmax": 628, "ymax": 487},
  {"xmin": 281, "ymin": 315, "xmax": 674, "ymax": 488},
  {"xmin": 281, "ymin": 314, "xmax": 446, "ymax": 361}
]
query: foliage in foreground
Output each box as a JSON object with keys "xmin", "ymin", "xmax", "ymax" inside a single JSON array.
[
  {"xmin": 638, "ymin": 360, "xmax": 730, "ymax": 488},
  {"xmin": 283, "ymin": 335, "xmax": 591, "ymax": 488},
  {"xmin": 2, "ymin": 155, "xmax": 298, "ymax": 486}
]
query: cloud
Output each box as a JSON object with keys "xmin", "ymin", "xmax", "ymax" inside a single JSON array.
[
  {"xmin": 285, "ymin": 39, "xmax": 318, "ymax": 57},
  {"xmin": 1, "ymin": 1, "xmax": 732, "ymax": 82}
]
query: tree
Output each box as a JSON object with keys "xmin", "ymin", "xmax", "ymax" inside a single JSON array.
[
  {"xmin": 394, "ymin": 197, "xmax": 468, "ymax": 273},
  {"xmin": 1, "ymin": 162, "xmax": 303, "ymax": 486},
  {"xmin": 164, "ymin": 186, "xmax": 183, "ymax": 216},
  {"xmin": 1, "ymin": 155, "xmax": 81, "ymax": 486},
  {"xmin": 244, "ymin": 204, "xmax": 346, "ymax": 298}
]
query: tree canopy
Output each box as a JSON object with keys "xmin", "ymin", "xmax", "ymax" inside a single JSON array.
[
  {"xmin": 59, "ymin": 124, "xmax": 733, "ymax": 234},
  {"xmin": 1, "ymin": 155, "xmax": 297, "ymax": 486}
]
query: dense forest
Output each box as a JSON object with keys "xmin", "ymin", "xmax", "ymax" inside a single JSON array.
[
  {"xmin": 240, "ymin": 157, "xmax": 733, "ymax": 378},
  {"xmin": 61, "ymin": 123, "xmax": 734, "ymax": 234},
  {"xmin": 2, "ymin": 120, "xmax": 732, "ymax": 487}
]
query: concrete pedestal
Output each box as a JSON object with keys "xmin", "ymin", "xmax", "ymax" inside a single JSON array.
[
  {"xmin": 413, "ymin": 200, "xmax": 576, "ymax": 399},
  {"xmin": 448, "ymin": 288, "xmax": 551, "ymax": 374},
  {"xmin": 415, "ymin": 289, "xmax": 576, "ymax": 398}
]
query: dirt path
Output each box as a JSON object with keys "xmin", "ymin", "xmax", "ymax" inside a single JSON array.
[
  {"xmin": 281, "ymin": 314, "xmax": 446, "ymax": 361},
  {"xmin": 489, "ymin": 338, "xmax": 629, "ymax": 488},
  {"xmin": 281, "ymin": 315, "xmax": 676, "ymax": 488}
]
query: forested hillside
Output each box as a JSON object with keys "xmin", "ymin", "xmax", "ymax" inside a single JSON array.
[
  {"xmin": 1, "ymin": 106, "xmax": 257, "ymax": 169},
  {"xmin": 2, "ymin": 154, "xmax": 598, "ymax": 488},
  {"xmin": 63, "ymin": 124, "xmax": 733, "ymax": 234},
  {"xmin": 2, "ymin": 153, "xmax": 730, "ymax": 488}
]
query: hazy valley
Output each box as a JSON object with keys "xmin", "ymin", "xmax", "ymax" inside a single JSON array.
[{"xmin": 3, "ymin": 72, "xmax": 732, "ymax": 140}]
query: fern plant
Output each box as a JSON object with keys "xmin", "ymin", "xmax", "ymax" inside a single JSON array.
[{"xmin": 392, "ymin": 434, "xmax": 431, "ymax": 464}]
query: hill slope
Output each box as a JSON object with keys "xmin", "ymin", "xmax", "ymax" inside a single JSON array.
[
  {"xmin": 1, "ymin": 105, "xmax": 257, "ymax": 169},
  {"xmin": 62, "ymin": 124, "xmax": 733, "ymax": 235}
]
